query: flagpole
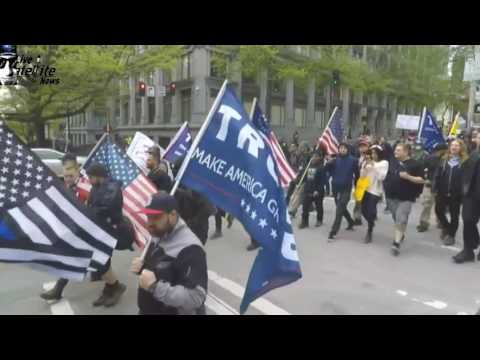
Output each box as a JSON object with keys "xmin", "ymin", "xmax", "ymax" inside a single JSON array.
[
  {"xmin": 81, "ymin": 132, "xmax": 109, "ymax": 170},
  {"xmin": 417, "ymin": 106, "xmax": 427, "ymax": 143},
  {"xmin": 291, "ymin": 106, "xmax": 338, "ymax": 201},
  {"xmin": 249, "ymin": 97, "xmax": 258, "ymax": 119}
]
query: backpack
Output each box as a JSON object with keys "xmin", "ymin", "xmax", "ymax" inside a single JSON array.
[{"xmin": 114, "ymin": 216, "xmax": 136, "ymax": 251}]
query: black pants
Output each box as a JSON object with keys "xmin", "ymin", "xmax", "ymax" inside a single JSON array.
[
  {"xmin": 325, "ymin": 179, "xmax": 331, "ymax": 196},
  {"xmin": 331, "ymin": 189, "xmax": 354, "ymax": 235},
  {"xmin": 215, "ymin": 213, "xmax": 223, "ymax": 233},
  {"xmin": 361, "ymin": 192, "xmax": 380, "ymax": 232},
  {"xmin": 435, "ymin": 195, "xmax": 461, "ymax": 237},
  {"xmin": 302, "ymin": 192, "xmax": 324, "ymax": 224},
  {"xmin": 286, "ymin": 181, "xmax": 297, "ymax": 205},
  {"xmin": 462, "ymin": 196, "xmax": 480, "ymax": 253}
]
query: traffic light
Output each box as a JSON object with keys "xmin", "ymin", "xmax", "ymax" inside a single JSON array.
[
  {"xmin": 138, "ymin": 81, "xmax": 146, "ymax": 97},
  {"xmin": 332, "ymin": 70, "xmax": 340, "ymax": 87},
  {"xmin": 168, "ymin": 82, "xmax": 176, "ymax": 95},
  {"xmin": 475, "ymin": 103, "xmax": 480, "ymax": 114}
]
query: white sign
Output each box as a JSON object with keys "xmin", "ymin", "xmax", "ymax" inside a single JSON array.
[
  {"xmin": 127, "ymin": 132, "xmax": 164, "ymax": 174},
  {"xmin": 395, "ymin": 114, "xmax": 421, "ymax": 130},
  {"xmin": 147, "ymin": 86, "xmax": 155, "ymax": 97},
  {"xmin": 159, "ymin": 85, "xmax": 166, "ymax": 96}
]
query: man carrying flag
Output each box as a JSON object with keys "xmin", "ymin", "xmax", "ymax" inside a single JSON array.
[
  {"xmin": 173, "ymin": 81, "xmax": 302, "ymax": 314},
  {"xmin": 163, "ymin": 122, "xmax": 192, "ymax": 164},
  {"xmin": 0, "ymin": 122, "xmax": 118, "ymax": 282}
]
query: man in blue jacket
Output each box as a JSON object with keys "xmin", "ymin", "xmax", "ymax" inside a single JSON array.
[{"xmin": 325, "ymin": 143, "xmax": 360, "ymax": 240}]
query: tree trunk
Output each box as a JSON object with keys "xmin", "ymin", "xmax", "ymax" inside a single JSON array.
[{"xmin": 34, "ymin": 121, "xmax": 47, "ymax": 147}]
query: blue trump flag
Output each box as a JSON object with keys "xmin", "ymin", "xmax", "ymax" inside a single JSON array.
[
  {"xmin": 178, "ymin": 85, "xmax": 302, "ymax": 314},
  {"xmin": 163, "ymin": 122, "xmax": 192, "ymax": 163},
  {"xmin": 418, "ymin": 110, "xmax": 446, "ymax": 153}
]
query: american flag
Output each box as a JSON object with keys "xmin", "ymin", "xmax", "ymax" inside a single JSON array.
[
  {"xmin": 251, "ymin": 103, "xmax": 297, "ymax": 187},
  {"xmin": 317, "ymin": 107, "xmax": 344, "ymax": 155},
  {"xmin": 83, "ymin": 135, "xmax": 156, "ymax": 248},
  {"xmin": 0, "ymin": 122, "xmax": 118, "ymax": 281}
]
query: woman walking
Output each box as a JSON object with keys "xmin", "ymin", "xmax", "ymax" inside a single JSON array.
[
  {"xmin": 433, "ymin": 139, "xmax": 468, "ymax": 246},
  {"xmin": 360, "ymin": 145, "xmax": 389, "ymax": 243}
]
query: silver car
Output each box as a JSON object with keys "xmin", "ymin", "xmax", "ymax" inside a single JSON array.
[{"xmin": 32, "ymin": 148, "xmax": 87, "ymax": 178}]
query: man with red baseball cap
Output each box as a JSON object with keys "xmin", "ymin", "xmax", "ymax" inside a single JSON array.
[{"xmin": 130, "ymin": 192, "xmax": 208, "ymax": 315}]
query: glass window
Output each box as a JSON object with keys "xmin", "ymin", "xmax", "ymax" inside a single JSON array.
[
  {"xmin": 208, "ymin": 88, "xmax": 219, "ymax": 110},
  {"xmin": 181, "ymin": 89, "xmax": 191, "ymax": 123},
  {"xmin": 270, "ymin": 103, "xmax": 285, "ymax": 126},
  {"xmin": 148, "ymin": 97, "xmax": 155, "ymax": 124},
  {"xmin": 295, "ymin": 107, "xmax": 306, "ymax": 127},
  {"xmin": 181, "ymin": 54, "xmax": 191, "ymax": 80},
  {"xmin": 33, "ymin": 149, "xmax": 64, "ymax": 160},
  {"xmin": 163, "ymin": 96, "xmax": 172, "ymax": 123},
  {"xmin": 135, "ymin": 98, "xmax": 141, "ymax": 123}
]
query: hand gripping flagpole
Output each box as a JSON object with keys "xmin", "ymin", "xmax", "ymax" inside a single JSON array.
[{"xmin": 139, "ymin": 79, "xmax": 229, "ymax": 261}]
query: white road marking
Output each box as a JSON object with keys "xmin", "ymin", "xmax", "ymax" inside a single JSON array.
[
  {"xmin": 205, "ymin": 293, "xmax": 239, "ymax": 315},
  {"xmin": 422, "ymin": 300, "xmax": 448, "ymax": 310},
  {"xmin": 440, "ymin": 245, "xmax": 462, "ymax": 252},
  {"xmin": 43, "ymin": 282, "xmax": 75, "ymax": 315},
  {"xmin": 396, "ymin": 290, "xmax": 408, "ymax": 296},
  {"xmin": 208, "ymin": 270, "xmax": 290, "ymax": 315},
  {"xmin": 457, "ymin": 312, "xmax": 469, "ymax": 315},
  {"xmin": 50, "ymin": 299, "xmax": 74, "ymax": 315}
]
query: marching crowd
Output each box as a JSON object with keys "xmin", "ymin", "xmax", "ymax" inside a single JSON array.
[{"xmin": 37, "ymin": 127, "xmax": 480, "ymax": 315}]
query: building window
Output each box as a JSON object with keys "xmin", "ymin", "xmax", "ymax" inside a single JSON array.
[
  {"xmin": 163, "ymin": 96, "xmax": 172, "ymax": 123},
  {"xmin": 270, "ymin": 103, "xmax": 285, "ymax": 126},
  {"xmin": 123, "ymin": 101, "xmax": 129, "ymax": 125},
  {"xmin": 148, "ymin": 97, "xmax": 155, "ymax": 124},
  {"xmin": 295, "ymin": 107, "xmax": 306, "ymax": 128},
  {"xmin": 135, "ymin": 98, "xmax": 141, "ymax": 123},
  {"xmin": 181, "ymin": 88, "xmax": 192, "ymax": 122},
  {"xmin": 147, "ymin": 71, "xmax": 155, "ymax": 86},
  {"xmin": 181, "ymin": 54, "xmax": 191, "ymax": 80}
]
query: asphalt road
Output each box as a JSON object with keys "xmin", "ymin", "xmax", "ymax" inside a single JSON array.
[{"xmin": 1, "ymin": 194, "xmax": 479, "ymax": 315}]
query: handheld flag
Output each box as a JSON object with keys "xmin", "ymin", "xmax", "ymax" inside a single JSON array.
[
  {"xmin": 177, "ymin": 85, "xmax": 302, "ymax": 314},
  {"xmin": 251, "ymin": 103, "xmax": 297, "ymax": 188},
  {"xmin": 418, "ymin": 110, "xmax": 446, "ymax": 153},
  {"xmin": 449, "ymin": 113, "xmax": 460, "ymax": 137},
  {"xmin": 0, "ymin": 122, "xmax": 118, "ymax": 281},
  {"xmin": 163, "ymin": 122, "xmax": 192, "ymax": 163},
  {"xmin": 83, "ymin": 135, "xmax": 157, "ymax": 248},
  {"xmin": 317, "ymin": 107, "xmax": 343, "ymax": 154}
]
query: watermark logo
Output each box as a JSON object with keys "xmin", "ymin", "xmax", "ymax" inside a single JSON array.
[{"xmin": 0, "ymin": 45, "xmax": 59, "ymax": 86}]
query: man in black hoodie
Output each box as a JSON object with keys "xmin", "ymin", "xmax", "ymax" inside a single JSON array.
[{"xmin": 453, "ymin": 132, "xmax": 480, "ymax": 263}]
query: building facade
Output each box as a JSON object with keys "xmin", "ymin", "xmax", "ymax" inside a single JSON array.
[{"xmin": 67, "ymin": 45, "xmax": 425, "ymax": 148}]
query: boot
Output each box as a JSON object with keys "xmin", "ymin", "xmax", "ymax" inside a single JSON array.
[
  {"xmin": 315, "ymin": 220, "xmax": 323, "ymax": 227},
  {"xmin": 93, "ymin": 285, "xmax": 110, "ymax": 307},
  {"xmin": 328, "ymin": 232, "xmax": 335, "ymax": 241},
  {"xmin": 103, "ymin": 282, "xmax": 127, "ymax": 308},
  {"xmin": 40, "ymin": 279, "xmax": 68, "ymax": 301},
  {"xmin": 452, "ymin": 250, "xmax": 475, "ymax": 264},
  {"xmin": 353, "ymin": 219, "xmax": 362, "ymax": 226},
  {"xmin": 416, "ymin": 222, "xmax": 429, "ymax": 233},
  {"xmin": 345, "ymin": 223, "xmax": 355, "ymax": 231},
  {"xmin": 364, "ymin": 230, "xmax": 373, "ymax": 244},
  {"xmin": 210, "ymin": 231, "xmax": 223, "ymax": 240},
  {"xmin": 443, "ymin": 235, "xmax": 455, "ymax": 246},
  {"xmin": 299, "ymin": 218, "xmax": 309, "ymax": 229}
]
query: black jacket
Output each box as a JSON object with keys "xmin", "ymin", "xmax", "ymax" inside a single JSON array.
[
  {"xmin": 385, "ymin": 158, "xmax": 424, "ymax": 202},
  {"xmin": 423, "ymin": 153, "xmax": 443, "ymax": 184},
  {"xmin": 433, "ymin": 158, "xmax": 463, "ymax": 199},
  {"xmin": 303, "ymin": 162, "xmax": 327, "ymax": 195},
  {"xmin": 461, "ymin": 150, "xmax": 480, "ymax": 199},
  {"xmin": 148, "ymin": 167, "xmax": 172, "ymax": 192},
  {"xmin": 88, "ymin": 179, "xmax": 123, "ymax": 226}
]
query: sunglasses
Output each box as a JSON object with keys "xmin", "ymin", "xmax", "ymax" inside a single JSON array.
[{"xmin": 0, "ymin": 56, "xmax": 18, "ymax": 69}]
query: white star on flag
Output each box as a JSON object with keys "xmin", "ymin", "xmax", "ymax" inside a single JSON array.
[
  {"xmin": 13, "ymin": 169, "xmax": 20, "ymax": 176},
  {"xmin": 26, "ymin": 163, "xmax": 32, "ymax": 169},
  {"xmin": 35, "ymin": 183, "xmax": 42, "ymax": 190},
  {"xmin": 26, "ymin": 155, "xmax": 32, "ymax": 161},
  {"xmin": 24, "ymin": 181, "xmax": 31, "ymax": 187},
  {"xmin": 2, "ymin": 157, "xmax": 9, "ymax": 164},
  {"xmin": 15, "ymin": 159, "xmax": 21, "ymax": 166},
  {"xmin": 245, "ymin": 204, "xmax": 251, "ymax": 213},
  {"xmin": 5, "ymin": 148, "xmax": 11, "ymax": 154},
  {"xmin": 259, "ymin": 219, "xmax": 267, "ymax": 228},
  {"xmin": 22, "ymin": 191, "xmax": 29, "ymax": 198},
  {"xmin": 0, "ymin": 193, "xmax": 4, "ymax": 199},
  {"xmin": 9, "ymin": 196, "xmax": 16, "ymax": 202},
  {"xmin": 25, "ymin": 172, "xmax": 31, "ymax": 178},
  {"xmin": 241, "ymin": 199, "xmax": 246, "ymax": 208},
  {"xmin": 16, "ymin": 151, "xmax": 22, "ymax": 157},
  {"xmin": 270, "ymin": 229, "xmax": 278, "ymax": 239},
  {"xmin": 1, "ymin": 168, "xmax": 8, "ymax": 174},
  {"xmin": 7, "ymin": 133, "xmax": 12, "ymax": 138},
  {"xmin": 37, "ymin": 166, "xmax": 43, "ymax": 172},
  {"xmin": 11, "ymin": 188, "xmax": 17, "ymax": 194},
  {"xmin": 251, "ymin": 211, "xmax": 257, "ymax": 220},
  {"xmin": 47, "ymin": 176, "xmax": 52, "ymax": 182},
  {"xmin": 12, "ymin": 179, "xmax": 19, "ymax": 186}
]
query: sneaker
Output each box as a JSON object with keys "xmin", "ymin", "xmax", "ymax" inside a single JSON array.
[
  {"xmin": 315, "ymin": 220, "xmax": 323, "ymax": 227},
  {"xmin": 364, "ymin": 232, "xmax": 372, "ymax": 244},
  {"xmin": 328, "ymin": 232, "xmax": 335, "ymax": 241},
  {"xmin": 391, "ymin": 242, "xmax": 400, "ymax": 256},
  {"xmin": 345, "ymin": 224, "xmax": 355, "ymax": 231},
  {"xmin": 452, "ymin": 251, "xmax": 475, "ymax": 264},
  {"xmin": 210, "ymin": 231, "xmax": 223, "ymax": 240},
  {"xmin": 103, "ymin": 282, "xmax": 127, "ymax": 308},
  {"xmin": 298, "ymin": 222, "xmax": 308, "ymax": 229},
  {"xmin": 353, "ymin": 219, "xmax": 362, "ymax": 226},
  {"xmin": 246, "ymin": 242, "xmax": 261, "ymax": 251}
]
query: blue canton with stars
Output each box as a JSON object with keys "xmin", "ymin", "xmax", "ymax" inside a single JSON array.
[
  {"xmin": 180, "ymin": 86, "xmax": 302, "ymax": 314},
  {"xmin": 83, "ymin": 136, "xmax": 139, "ymax": 189}
]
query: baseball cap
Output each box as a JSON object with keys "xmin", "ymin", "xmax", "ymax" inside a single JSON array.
[{"xmin": 138, "ymin": 192, "xmax": 178, "ymax": 215}]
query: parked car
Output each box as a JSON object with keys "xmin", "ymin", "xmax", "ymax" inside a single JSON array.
[{"xmin": 32, "ymin": 148, "xmax": 87, "ymax": 178}]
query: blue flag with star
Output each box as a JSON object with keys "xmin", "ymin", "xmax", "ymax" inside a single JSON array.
[
  {"xmin": 179, "ymin": 86, "xmax": 302, "ymax": 314},
  {"xmin": 418, "ymin": 110, "xmax": 446, "ymax": 153}
]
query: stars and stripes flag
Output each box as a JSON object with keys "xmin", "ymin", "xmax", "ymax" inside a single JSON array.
[
  {"xmin": 251, "ymin": 102, "xmax": 296, "ymax": 187},
  {"xmin": 0, "ymin": 122, "xmax": 118, "ymax": 281},
  {"xmin": 83, "ymin": 135, "xmax": 156, "ymax": 248},
  {"xmin": 317, "ymin": 107, "xmax": 344, "ymax": 155},
  {"xmin": 162, "ymin": 122, "xmax": 192, "ymax": 163}
]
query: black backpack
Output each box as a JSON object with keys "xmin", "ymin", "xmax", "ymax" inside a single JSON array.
[{"xmin": 114, "ymin": 216, "xmax": 136, "ymax": 251}]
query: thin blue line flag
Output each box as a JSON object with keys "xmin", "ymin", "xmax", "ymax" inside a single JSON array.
[{"xmin": 179, "ymin": 86, "xmax": 302, "ymax": 314}]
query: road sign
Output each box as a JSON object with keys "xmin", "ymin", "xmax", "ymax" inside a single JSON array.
[
  {"xmin": 147, "ymin": 86, "xmax": 155, "ymax": 97},
  {"xmin": 159, "ymin": 85, "xmax": 166, "ymax": 97}
]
